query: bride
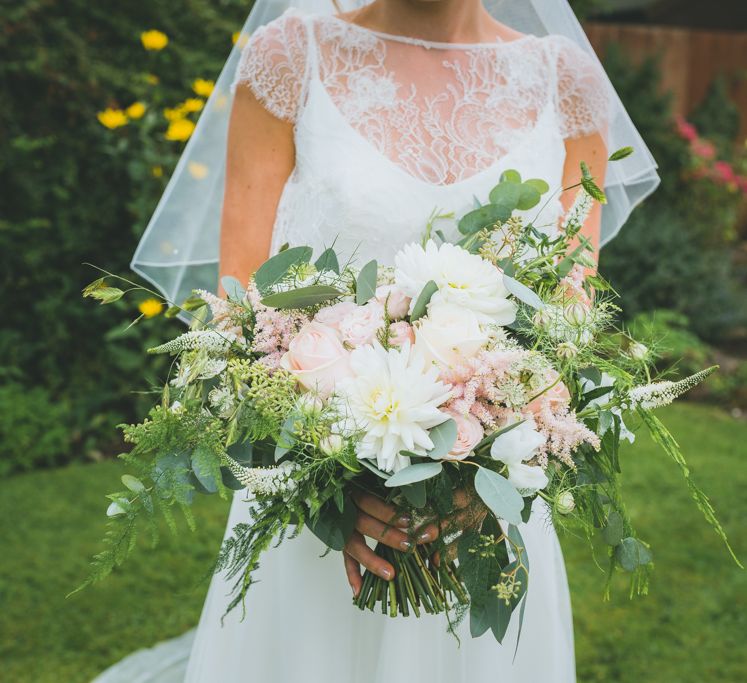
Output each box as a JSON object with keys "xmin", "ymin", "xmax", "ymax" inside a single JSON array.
[{"xmin": 107, "ymin": 1, "xmax": 659, "ymax": 681}]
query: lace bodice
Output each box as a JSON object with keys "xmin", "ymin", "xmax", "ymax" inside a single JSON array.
[{"xmin": 230, "ymin": 9, "xmax": 609, "ymax": 265}]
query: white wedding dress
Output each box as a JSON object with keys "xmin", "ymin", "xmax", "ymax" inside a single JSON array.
[{"xmin": 96, "ymin": 8, "xmax": 610, "ymax": 683}]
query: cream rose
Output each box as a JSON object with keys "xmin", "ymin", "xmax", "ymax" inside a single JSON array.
[
  {"xmin": 314, "ymin": 301, "xmax": 358, "ymax": 331},
  {"xmin": 280, "ymin": 322, "xmax": 352, "ymax": 397},
  {"xmin": 375, "ymin": 284, "xmax": 411, "ymax": 320},
  {"xmin": 414, "ymin": 302, "xmax": 488, "ymax": 368},
  {"xmin": 442, "ymin": 409, "xmax": 484, "ymax": 461},
  {"xmin": 339, "ymin": 302, "xmax": 385, "ymax": 347}
]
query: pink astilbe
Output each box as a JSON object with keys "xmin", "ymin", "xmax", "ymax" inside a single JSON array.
[
  {"xmin": 244, "ymin": 282, "xmax": 310, "ymax": 363},
  {"xmin": 195, "ymin": 289, "xmax": 245, "ymax": 337},
  {"xmin": 532, "ymin": 402, "xmax": 600, "ymax": 468}
]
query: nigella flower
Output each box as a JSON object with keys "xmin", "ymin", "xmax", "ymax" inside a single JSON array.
[{"xmin": 628, "ymin": 366, "xmax": 718, "ymax": 410}]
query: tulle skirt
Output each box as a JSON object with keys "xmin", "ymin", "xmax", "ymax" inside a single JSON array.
[{"xmin": 183, "ymin": 491, "xmax": 576, "ymax": 683}]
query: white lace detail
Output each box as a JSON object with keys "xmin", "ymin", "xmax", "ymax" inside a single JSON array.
[{"xmin": 232, "ymin": 10, "xmax": 609, "ymax": 185}]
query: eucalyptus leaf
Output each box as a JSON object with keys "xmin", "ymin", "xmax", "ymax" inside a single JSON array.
[
  {"xmin": 226, "ymin": 440, "xmax": 253, "ymax": 466},
  {"xmin": 524, "ymin": 178, "xmax": 550, "ymax": 194},
  {"xmin": 489, "ymin": 182, "xmax": 521, "ymax": 209},
  {"xmin": 121, "ymin": 474, "xmax": 145, "ymax": 493},
  {"xmin": 426, "ymin": 418, "xmax": 458, "ymax": 459},
  {"xmin": 356, "ymin": 259, "xmax": 378, "ymax": 305},
  {"xmin": 385, "ymin": 461, "xmax": 443, "ymax": 488},
  {"xmin": 254, "ymin": 246, "xmax": 313, "ymax": 292},
  {"xmin": 260, "ymin": 285, "xmax": 343, "ymax": 309},
  {"xmin": 503, "ymin": 275, "xmax": 543, "ymax": 309},
  {"xmin": 517, "ymin": 184, "xmax": 541, "ymax": 211},
  {"xmin": 220, "ymin": 275, "xmax": 245, "ymax": 301},
  {"xmin": 191, "ymin": 446, "xmax": 219, "ymax": 494},
  {"xmin": 220, "ymin": 466, "xmax": 245, "ymax": 491},
  {"xmin": 458, "ymin": 203, "xmax": 512, "ymax": 235},
  {"xmin": 410, "ymin": 280, "xmax": 438, "ymax": 321},
  {"xmin": 500, "ymin": 169, "xmax": 522, "ymax": 184},
  {"xmin": 474, "ymin": 467, "xmax": 524, "ymax": 525},
  {"xmin": 402, "ymin": 481, "xmax": 427, "ymax": 508},
  {"xmin": 358, "ymin": 458, "xmax": 391, "ymax": 480},
  {"xmin": 307, "ymin": 498, "xmax": 357, "ymax": 551},
  {"xmin": 602, "ymin": 510, "xmax": 624, "ymax": 546},
  {"xmin": 615, "ymin": 537, "xmax": 653, "ymax": 571},
  {"xmin": 314, "ymin": 247, "xmax": 340, "ymax": 274}
]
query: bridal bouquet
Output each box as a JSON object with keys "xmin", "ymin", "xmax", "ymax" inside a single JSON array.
[{"xmin": 76, "ymin": 157, "xmax": 737, "ymax": 642}]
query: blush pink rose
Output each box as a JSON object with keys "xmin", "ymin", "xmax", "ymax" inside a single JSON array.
[
  {"xmin": 442, "ymin": 409, "xmax": 484, "ymax": 461},
  {"xmin": 280, "ymin": 322, "xmax": 352, "ymax": 397},
  {"xmin": 339, "ymin": 302, "xmax": 385, "ymax": 347},
  {"xmin": 388, "ymin": 321, "xmax": 415, "ymax": 347},
  {"xmin": 375, "ymin": 284, "xmax": 411, "ymax": 320},
  {"xmin": 527, "ymin": 370, "xmax": 571, "ymax": 415},
  {"xmin": 314, "ymin": 301, "xmax": 358, "ymax": 331}
]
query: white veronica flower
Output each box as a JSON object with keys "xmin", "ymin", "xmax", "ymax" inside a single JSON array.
[
  {"xmin": 490, "ymin": 418, "xmax": 549, "ymax": 495},
  {"xmin": 394, "ymin": 240, "xmax": 516, "ymax": 325},
  {"xmin": 337, "ymin": 342, "xmax": 452, "ymax": 473}
]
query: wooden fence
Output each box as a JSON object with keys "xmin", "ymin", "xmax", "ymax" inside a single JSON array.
[{"xmin": 585, "ymin": 23, "xmax": 747, "ymax": 139}]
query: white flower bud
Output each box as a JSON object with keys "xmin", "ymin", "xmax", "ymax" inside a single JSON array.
[
  {"xmin": 556, "ymin": 341, "xmax": 579, "ymax": 359},
  {"xmin": 564, "ymin": 301, "xmax": 588, "ymax": 326},
  {"xmin": 169, "ymin": 400, "xmax": 184, "ymax": 413},
  {"xmin": 533, "ymin": 306, "xmax": 553, "ymax": 328},
  {"xmin": 297, "ymin": 393, "xmax": 324, "ymax": 416},
  {"xmin": 320, "ymin": 434, "xmax": 344, "ymax": 456},
  {"xmin": 556, "ymin": 491, "xmax": 576, "ymax": 514},
  {"xmin": 628, "ymin": 342, "xmax": 649, "ymax": 361}
]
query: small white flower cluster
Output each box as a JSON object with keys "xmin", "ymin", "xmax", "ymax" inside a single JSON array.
[
  {"xmin": 208, "ymin": 382, "xmax": 236, "ymax": 418},
  {"xmin": 222, "ymin": 458, "xmax": 298, "ymax": 497},
  {"xmin": 628, "ymin": 367, "xmax": 717, "ymax": 410},
  {"xmin": 561, "ymin": 188, "xmax": 594, "ymax": 235},
  {"xmin": 149, "ymin": 330, "xmax": 236, "ymax": 356}
]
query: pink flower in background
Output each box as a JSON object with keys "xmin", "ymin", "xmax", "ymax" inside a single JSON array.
[
  {"xmin": 675, "ymin": 116, "xmax": 698, "ymax": 142},
  {"xmin": 375, "ymin": 284, "xmax": 411, "ymax": 320},
  {"xmin": 388, "ymin": 321, "xmax": 415, "ymax": 347},
  {"xmin": 714, "ymin": 160, "xmax": 737, "ymax": 185},
  {"xmin": 692, "ymin": 140, "xmax": 716, "ymax": 160}
]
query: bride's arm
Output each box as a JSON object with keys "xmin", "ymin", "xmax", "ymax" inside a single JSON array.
[
  {"xmin": 218, "ymin": 86, "xmax": 295, "ymax": 291},
  {"xmin": 561, "ymin": 132, "xmax": 608, "ymax": 262}
]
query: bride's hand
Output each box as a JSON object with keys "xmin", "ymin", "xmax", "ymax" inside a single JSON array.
[{"xmin": 342, "ymin": 489, "xmax": 484, "ymax": 597}]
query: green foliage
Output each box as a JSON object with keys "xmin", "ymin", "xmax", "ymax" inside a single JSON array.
[
  {"xmin": 689, "ymin": 77, "xmax": 742, "ymax": 158},
  {"xmin": 0, "ymin": 0, "xmax": 251, "ymax": 475}
]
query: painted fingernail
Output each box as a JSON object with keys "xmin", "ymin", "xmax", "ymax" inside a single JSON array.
[
  {"xmin": 400, "ymin": 540, "xmax": 413, "ymax": 551},
  {"xmin": 380, "ymin": 567, "xmax": 393, "ymax": 580},
  {"xmin": 397, "ymin": 514, "xmax": 411, "ymax": 525},
  {"xmin": 418, "ymin": 531, "xmax": 433, "ymax": 543}
]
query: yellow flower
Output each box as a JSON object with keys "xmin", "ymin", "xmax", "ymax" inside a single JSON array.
[
  {"xmin": 139, "ymin": 298, "xmax": 164, "ymax": 318},
  {"xmin": 126, "ymin": 101, "xmax": 147, "ymax": 119},
  {"xmin": 145, "ymin": 73, "xmax": 160, "ymax": 85},
  {"xmin": 188, "ymin": 161, "xmax": 209, "ymax": 179},
  {"xmin": 180, "ymin": 97, "xmax": 204, "ymax": 113},
  {"xmin": 151, "ymin": 165, "xmax": 163, "ymax": 178},
  {"xmin": 163, "ymin": 106, "xmax": 185, "ymax": 121},
  {"xmin": 165, "ymin": 118, "xmax": 195, "ymax": 141},
  {"xmin": 141, "ymin": 30, "xmax": 169, "ymax": 51},
  {"xmin": 97, "ymin": 108, "xmax": 128, "ymax": 129},
  {"xmin": 192, "ymin": 78, "xmax": 215, "ymax": 98}
]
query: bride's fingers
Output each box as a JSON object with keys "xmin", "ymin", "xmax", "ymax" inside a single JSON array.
[
  {"xmin": 355, "ymin": 510, "xmax": 413, "ymax": 552},
  {"xmin": 343, "ymin": 551, "xmax": 363, "ymax": 597},
  {"xmin": 344, "ymin": 531, "xmax": 394, "ymax": 580},
  {"xmin": 353, "ymin": 491, "xmax": 409, "ymax": 527}
]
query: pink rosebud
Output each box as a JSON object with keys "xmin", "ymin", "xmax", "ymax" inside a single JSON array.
[
  {"xmin": 388, "ymin": 321, "xmax": 415, "ymax": 347},
  {"xmin": 441, "ymin": 409, "xmax": 484, "ymax": 461},
  {"xmin": 375, "ymin": 284, "xmax": 411, "ymax": 320},
  {"xmin": 280, "ymin": 322, "xmax": 352, "ymax": 397}
]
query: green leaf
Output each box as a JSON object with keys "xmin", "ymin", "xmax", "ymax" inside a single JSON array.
[
  {"xmin": 517, "ymin": 184, "xmax": 541, "ymax": 211},
  {"xmin": 385, "ymin": 461, "xmax": 443, "ymax": 488},
  {"xmin": 615, "ymin": 537, "xmax": 653, "ymax": 572},
  {"xmin": 254, "ymin": 246, "xmax": 313, "ymax": 292},
  {"xmin": 474, "ymin": 467, "xmax": 524, "ymax": 525},
  {"xmin": 524, "ymin": 178, "xmax": 550, "ymax": 194},
  {"xmin": 489, "ymin": 182, "xmax": 521, "ymax": 208},
  {"xmin": 580, "ymin": 160, "xmax": 592, "ymax": 180},
  {"xmin": 307, "ymin": 498, "xmax": 357, "ymax": 551},
  {"xmin": 581, "ymin": 177, "xmax": 607, "ymax": 204},
  {"xmin": 220, "ymin": 466, "xmax": 245, "ymax": 491},
  {"xmin": 106, "ymin": 500, "xmax": 129, "ymax": 517},
  {"xmin": 314, "ymin": 247, "xmax": 340, "ymax": 274},
  {"xmin": 609, "ymin": 146, "xmax": 634, "ymax": 161},
  {"xmin": 83, "ymin": 285, "xmax": 124, "ymax": 304},
  {"xmin": 191, "ymin": 445, "xmax": 220, "ymax": 494},
  {"xmin": 226, "ymin": 440, "xmax": 253, "ymax": 466},
  {"xmin": 410, "ymin": 280, "xmax": 438, "ymax": 321},
  {"xmin": 356, "ymin": 259, "xmax": 378, "ymax": 305},
  {"xmin": 500, "ymin": 169, "xmax": 522, "ymax": 184},
  {"xmin": 458, "ymin": 203, "xmax": 512, "ymax": 235},
  {"xmin": 275, "ymin": 415, "xmax": 297, "ymax": 461},
  {"xmin": 402, "ymin": 481, "xmax": 427, "ymax": 508},
  {"xmin": 260, "ymin": 285, "xmax": 343, "ymax": 309},
  {"xmin": 426, "ymin": 418, "xmax": 458, "ymax": 459},
  {"xmin": 220, "ymin": 275, "xmax": 245, "ymax": 301},
  {"xmin": 502, "ymin": 275, "xmax": 543, "ymax": 309},
  {"xmin": 358, "ymin": 458, "xmax": 391, "ymax": 480},
  {"xmin": 121, "ymin": 475, "xmax": 145, "ymax": 493},
  {"xmin": 602, "ymin": 510, "xmax": 624, "ymax": 546}
]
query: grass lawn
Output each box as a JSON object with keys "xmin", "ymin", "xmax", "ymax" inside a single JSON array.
[{"xmin": 1, "ymin": 403, "xmax": 745, "ymax": 682}]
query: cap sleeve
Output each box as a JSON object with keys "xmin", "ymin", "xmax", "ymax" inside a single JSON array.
[
  {"xmin": 230, "ymin": 10, "xmax": 310, "ymax": 123},
  {"xmin": 551, "ymin": 35, "xmax": 610, "ymax": 140}
]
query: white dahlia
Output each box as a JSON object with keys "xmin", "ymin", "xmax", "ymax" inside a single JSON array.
[
  {"xmin": 338, "ymin": 342, "xmax": 453, "ymax": 473},
  {"xmin": 394, "ymin": 240, "xmax": 516, "ymax": 325}
]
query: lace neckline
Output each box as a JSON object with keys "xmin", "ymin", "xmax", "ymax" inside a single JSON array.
[{"xmin": 327, "ymin": 13, "xmax": 536, "ymax": 51}]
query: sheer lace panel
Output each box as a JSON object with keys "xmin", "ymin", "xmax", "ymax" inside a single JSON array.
[{"xmin": 232, "ymin": 10, "xmax": 610, "ymax": 185}]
